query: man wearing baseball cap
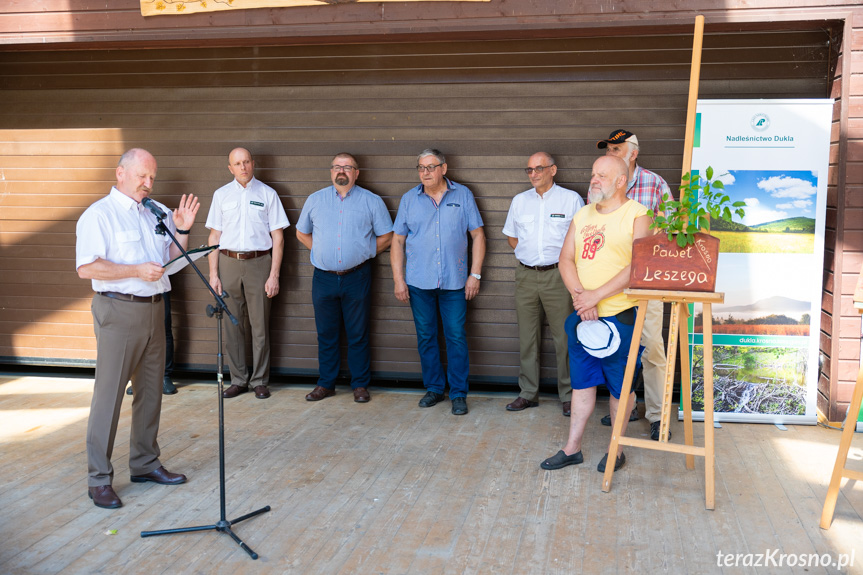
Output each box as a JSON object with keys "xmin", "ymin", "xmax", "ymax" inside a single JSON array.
[
  {"xmin": 596, "ymin": 129, "xmax": 671, "ymax": 441},
  {"xmin": 540, "ymin": 155, "xmax": 651, "ymax": 473}
]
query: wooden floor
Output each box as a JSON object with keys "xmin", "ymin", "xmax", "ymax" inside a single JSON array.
[{"xmin": 1, "ymin": 374, "xmax": 862, "ymax": 575}]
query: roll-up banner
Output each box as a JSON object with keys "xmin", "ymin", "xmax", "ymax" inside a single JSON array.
[{"xmin": 687, "ymin": 99, "xmax": 832, "ymax": 425}]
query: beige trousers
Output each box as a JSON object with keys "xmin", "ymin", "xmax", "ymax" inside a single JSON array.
[
  {"xmin": 87, "ymin": 294, "xmax": 165, "ymax": 487},
  {"xmin": 641, "ymin": 298, "xmax": 668, "ymax": 423},
  {"xmin": 219, "ymin": 253, "xmax": 273, "ymax": 388}
]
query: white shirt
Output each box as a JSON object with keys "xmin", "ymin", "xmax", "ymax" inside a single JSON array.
[
  {"xmin": 205, "ymin": 177, "xmax": 290, "ymax": 251},
  {"xmin": 502, "ymin": 183, "xmax": 585, "ymax": 267},
  {"xmin": 76, "ymin": 187, "xmax": 175, "ymax": 296}
]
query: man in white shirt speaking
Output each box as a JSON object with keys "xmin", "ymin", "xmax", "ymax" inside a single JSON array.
[{"xmin": 76, "ymin": 148, "xmax": 199, "ymax": 509}]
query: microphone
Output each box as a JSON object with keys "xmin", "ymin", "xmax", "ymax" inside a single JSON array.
[{"xmin": 142, "ymin": 197, "xmax": 167, "ymax": 219}]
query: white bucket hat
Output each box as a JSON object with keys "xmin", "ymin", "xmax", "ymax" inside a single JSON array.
[{"xmin": 576, "ymin": 319, "xmax": 621, "ymax": 358}]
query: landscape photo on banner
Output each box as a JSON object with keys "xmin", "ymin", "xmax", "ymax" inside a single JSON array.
[
  {"xmin": 141, "ymin": 0, "xmax": 488, "ymax": 17},
  {"xmin": 686, "ymin": 99, "xmax": 832, "ymax": 425}
]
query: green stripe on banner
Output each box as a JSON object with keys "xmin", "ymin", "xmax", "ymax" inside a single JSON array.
[{"xmin": 694, "ymin": 112, "xmax": 701, "ymax": 148}]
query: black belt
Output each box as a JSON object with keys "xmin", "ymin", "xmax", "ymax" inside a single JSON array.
[
  {"xmin": 320, "ymin": 261, "xmax": 368, "ymax": 276},
  {"xmin": 520, "ymin": 262, "xmax": 559, "ymax": 271},
  {"xmin": 220, "ymin": 249, "xmax": 271, "ymax": 260},
  {"xmin": 98, "ymin": 292, "xmax": 162, "ymax": 303}
]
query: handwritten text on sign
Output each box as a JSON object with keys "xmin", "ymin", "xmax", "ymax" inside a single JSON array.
[{"xmin": 629, "ymin": 233, "xmax": 719, "ymax": 292}]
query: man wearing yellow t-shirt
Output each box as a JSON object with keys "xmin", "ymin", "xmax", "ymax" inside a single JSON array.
[{"xmin": 540, "ymin": 155, "xmax": 651, "ymax": 473}]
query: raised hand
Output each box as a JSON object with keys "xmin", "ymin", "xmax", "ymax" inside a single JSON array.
[{"xmin": 172, "ymin": 194, "xmax": 200, "ymax": 230}]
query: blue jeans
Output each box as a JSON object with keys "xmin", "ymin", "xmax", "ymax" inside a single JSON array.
[
  {"xmin": 312, "ymin": 263, "xmax": 372, "ymax": 390},
  {"xmin": 408, "ymin": 286, "xmax": 469, "ymax": 398}
]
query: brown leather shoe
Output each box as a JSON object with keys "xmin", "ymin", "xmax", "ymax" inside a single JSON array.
[
  {"xmin": 254, "ymin": 385, "xmax": 270, "ymax": 399},
  {"xmin": 506, "ymin": 397, "xmax": 539, "ymax": 411},
  {"xmin": 222, "ymin": 384, "xmax": 248, "ymax": 399},
  {"xmin": 562, "ymin": 401, "xmax": 571, "ymax": 417},
  {"xmin": 305, "ymin": 386, "xmax": 335, "ymax": 401},
  {"xmin": 353, "ymin": 387, "xmax": 370, "ymax": 403},
  {"xmin": 130, "ymin": 466, "xmax": 187, "ymax": 485},
  {"xmin": 88, "ymin": 485, "xmax": 122, "ymax": 509}
]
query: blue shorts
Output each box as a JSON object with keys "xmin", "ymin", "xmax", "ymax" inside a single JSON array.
[{"xmin": 565, "ymin": 309, "xmax": 643, "ymax": 399}]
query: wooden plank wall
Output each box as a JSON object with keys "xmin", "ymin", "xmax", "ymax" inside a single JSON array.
[
  {"xmin": 0, "ymin": 0, "xmax": 857, "ymax": 46},
  {"xmin": 0, "ymin": 31, "xmax": 832, "ymax": 385},
  {"xmin": 829, "ymin": 13, "xmax": 863, "ymax": 420}
]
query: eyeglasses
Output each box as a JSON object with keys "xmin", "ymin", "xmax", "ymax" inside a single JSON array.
[
  {"xmin": 417, "ymin": 163, "xmax": 444, "ymax": 174},
  {"xmin": 524, "ymin": 165, "xmax": 553, "ymax": 175},
  {"xmin": 331, "ymin": 165, "xmax": 357, "ymax": 173}
]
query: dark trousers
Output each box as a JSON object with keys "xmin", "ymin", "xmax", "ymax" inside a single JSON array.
[
  {"xmin": 164, "ymin": 291, "xmax": 174, "ymax": 378},
  {"xmin": 312, "ymin": 263, "xmax": 372, "ymax": 390}
]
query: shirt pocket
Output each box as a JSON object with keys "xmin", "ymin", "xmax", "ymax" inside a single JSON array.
[
  {"xmin": 116, "ymin": 229, "xmax": 141, "ymax": 262},
  {"xmin": 547, "ymin": 215, "xmax": 571, "ymax": 243},
  {"xmin": 517, "ymin": 214, "xmax": 535, "ymax": 235},
  {"xmin": 222, "ymin": 200, "xmax": 240, "ymax": 223},
  {"xmin": 248, "ymin": 201, "xmax": 268, "ymax": 224},
  {"xmin": 442, "ymin": 202, "xmax": 468, "ymax": 236}
]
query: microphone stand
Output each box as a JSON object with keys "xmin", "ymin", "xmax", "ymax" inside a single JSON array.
[{"xmin": 139, "ymin": 211, "xmax": 270, "ymax": 560}]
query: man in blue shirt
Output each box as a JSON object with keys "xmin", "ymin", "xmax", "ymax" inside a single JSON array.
[
  {"xmin": 296, "ymin": 153, "xmax": 394, "ymax": 403},
  {"xmin": 391, "ymin": 149, "xmax": 486, "ymax": 415}
]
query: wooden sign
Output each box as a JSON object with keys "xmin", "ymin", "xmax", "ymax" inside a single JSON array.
[
  {"xmin": 630, "ymin": 232, "xmax": 719, "ymax": 292},
  {"xmin": 142, "ymin": 0, "xmax": 488, "ymax": 17}
]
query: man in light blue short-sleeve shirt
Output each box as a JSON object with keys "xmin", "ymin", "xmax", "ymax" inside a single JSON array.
[
  {"xmin": 391, "ymin": 148, "xmax": 485, "ymax": 416},
  {"xmin": 296, "ymin": 153, "xmax": 393, "ymax": 404}
]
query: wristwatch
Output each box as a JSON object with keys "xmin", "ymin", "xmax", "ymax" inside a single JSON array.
[{"xmin": 470, "ymin": 273, "xmax": 482, "ymax": 280}]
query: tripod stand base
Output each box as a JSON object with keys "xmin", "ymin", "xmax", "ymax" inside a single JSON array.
[{"xmin": 141, "ymin": 505, "xmax": 271, "ymax": 559}]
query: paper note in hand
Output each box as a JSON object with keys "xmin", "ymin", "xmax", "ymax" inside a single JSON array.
[{"xmin": 164, "ymin": 245, "xmax": 218, "ymax": 276}]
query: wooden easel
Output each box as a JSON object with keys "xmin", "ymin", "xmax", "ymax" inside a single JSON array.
[
  {"xmin": 601, "ymin": 288, "xmax": 724, "ymax": 510},
  {"xmin": 820, "ymin": 306, "xmax": 863, "ymax": 529}
]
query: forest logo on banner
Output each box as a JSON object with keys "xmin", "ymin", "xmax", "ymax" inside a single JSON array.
[
  {"xmin": 751, "ymin": 113, "xmax": 770, "ymax": 132},
  {"xmin": 142, "ymin": 0, "xmax": 488, "ymax": 17}
]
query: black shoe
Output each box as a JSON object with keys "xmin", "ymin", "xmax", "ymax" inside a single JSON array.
[
  {"xmin": 650, "ymin": 420, "xmax": 671, "ymax": 441},
  {"xmin": 162, "ymin": 376, "xmax": 177, "ymax": 395},
  {"xmin": 540, "ymin": 450, "xmax": 584, "ymax": 470},
  {"xmin": 418, "ymin": 391, "xmax": 445, "ymax": 408},
  {"xmin": 451, "ymin": 397, "xmax": 468, "ymax": 415},
  {"xmin": 600, "ymin": 406, "xmax": 639, "ymax": 426},
  {"xmin": 597, "ymin": 452, "xmax": 625, "ymax": 472},
  {"xmin": 125, "ymin": 386, "xmax": 133, "ymax": 396}
]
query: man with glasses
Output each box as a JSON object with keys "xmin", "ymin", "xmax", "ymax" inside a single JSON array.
[
  {"xmin": 502, "ymin": 152, "xmax": 584, "ymax": 416},
  {"xmin": 206, "ymin": 148, "xmax": 290, "ymax": 400},
  {"xmin": 296, "ymin": 153, "xmax": 393, "ymax": 403},
  {"xmin": 391, "ymin": 149, "xmax": 485, "ymax": 416},
  {"xmin": 597, "ymin": 129, "xmax": 670, "ymax": 441}
]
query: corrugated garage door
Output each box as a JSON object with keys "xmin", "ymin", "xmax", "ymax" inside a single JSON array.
[{"xmin": 0, "ymin": 30, "xmax": 832, "ymax": 384}]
